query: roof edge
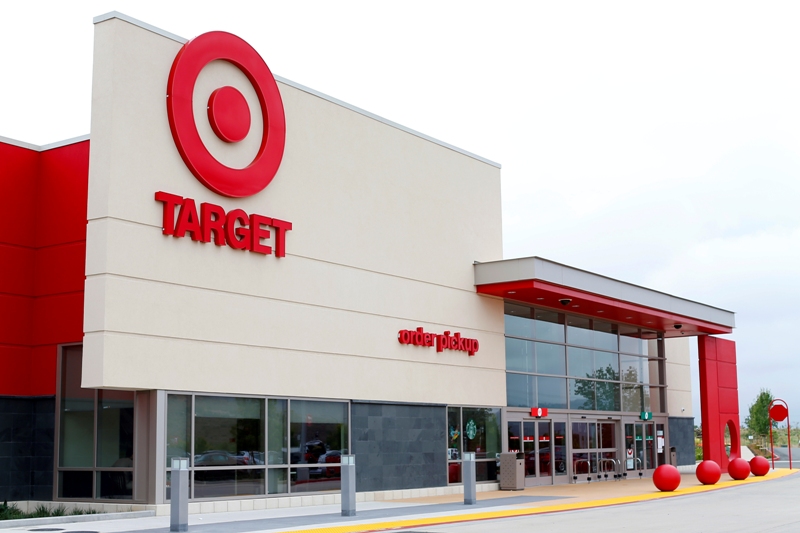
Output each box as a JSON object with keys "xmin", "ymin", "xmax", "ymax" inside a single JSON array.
[
  {"xmin": 0, "ymin": 134, "xmax": 90, "ymax": 152},
  {"xmin": 91, "ymin": 12, "xmax": 501, "ymax": 169},
  {"xmin": 93, "ymin": 11, "xmax": 187, "ymax": 43},
  {"xmin": 475, "ymin": 256, "xmax": 735, "ymax": 328}
]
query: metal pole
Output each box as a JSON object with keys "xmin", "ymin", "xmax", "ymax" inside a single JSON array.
[
  {"xmin": 788, "ymin": 410, "xmax": 792, "ymax": 470},
  {"xmin": 170, "ymin": 458, "xmax": 189, "ymax": 532},
  {"xmin": 463, "ymin": 452, "xmax": 476, "ymax": 505},
  {"xmin": 341, "ymin": 455, "xmax": 356, "ymax": 517},
  {"xmin": 769, "ymin": 400, "xmax": 775, "ymax": 471}
]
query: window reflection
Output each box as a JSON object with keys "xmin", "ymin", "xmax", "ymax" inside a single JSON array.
[
  {"xmin": 569, "ymin": 379, "xmax": 595, "ymax": 410},
  {"xmin": 462, "ymin": 408, "xmax": 501, "ymax": 460},
  {"xmin": 506, "ymin": 338, "xmax": 534, "ymax": 373},
  {"xmin": 506, "ymin": 373, "xmax": 535, "ymax": 407},
  {"xmin": 566, "ymin": 316, "xmax": 592, "ymax": 347},
  {"xmin": 194, "ymin": 469, "xmax": 265, "ymax": 498},
  {"xmin": 289, "ymin": 400, "xmax": 348, "ymax": 465},
  {"xmin": 535, "ymin": 343, "xmax": 566, "ymax": 375},
  {"xmin": 592, "ymin": 321, "xmax": 618, "ymax": 351},
  {"xmin": 167, "ymin": 395, "xmax": 191, "ymax": 464},
  {"xmin": 533, "ymin": 309, "xmax": 564, "ymax": 343},
  {"xmin": 97, "ymin": 390, "xmax": 134, "ymax": 468},
  {"xmin": 537, "ymin": 377, "xmax": 567, "ymax": 409},
  {"xmin": 195, "ymin": 396, "xmax": 265, "ymax": 466}
]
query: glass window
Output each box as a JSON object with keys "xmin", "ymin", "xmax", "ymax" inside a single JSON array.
[
  {"xmin": 600, "ymin": 423, "xmax": 615, "ymax": 448},
  {"xmin": 619, "ymin": 325, "xmax": 643, "ymax": 354},
  {"xmin": 447, "ymin": 407, "xmax": 461, "ymax": 460},
  {"xmin": 622, "ymin": 384, "xmax": 644, "ymax": 413},
  {"xmin": 97, "ymin": 390, "xmax": 134, "ymax": 467},
  {"xmin": 194, "ymin": 469, "xmax": 265, "ymax": 498},
  {"xmin": 572, "ymin": 423, "xmax": 588, "ymax": 448},
  {"xmin": 97, "ymin": 470, "xmax": 132, "ymax": 499},
  {"xmin": 475, "ymin": 461, "xmax": 498, "ymax": 482},
  {"xmin": 290, "ymin": 400, "xmax": 348, "ymax": 465},
  {"xmin": 58, "ymin": 471, "xmax": 92, "ymax": 499},
  {"xmin": 533, "ymin": 309, "xmax": 564, "ymax": 343},
  {"xmin": 505, "ymin": 338, "xmax": 534, "ymax": 372},
  {"xmin": 195, "ymin": 396, "xmax": 265, "ymax": 465},
  {"xmin": 593, "ymin": 351, "xmax": 619, "ymax": 380},
  {"xmin": 267, "ymin": 468, "xmax": 288, "ymax": 494},
  {"xmin": 167, "ymin": 395, "xmax": 192, "ymax": 464},
  {"xmin": 537, "ymin": 377, "xmax": 567, "ymax": 409},
  {"xmin": 567, "ymin": 347, "xmax": 593, "ymax": 378},
  {"xmin": 592, "ymin": 320, "xmax": 618, "ymax": 351},
  {"xmin": 566, "ymin": 316, "xmax": 592, "ymax": 347},
  {"xmin": 620, "ymin": 355, "xmax": 648, "ymax": 383},
  {"xmin": 506, "ymin": 373, "xmax": 535, "ymax": 408},
  {"xmin": 268, "ymin": 399, "xmax": 288, "ymax": 465},
  {"xmin": 462, "ymin": 408, "xmax": 501, "ymax": 459},
  {"xmin": 504, "ymin": 303, "xmax": 534, "ymax": 338},
  {"xmin": 589, "ymin": 423, "xmax": 597, "ymax": 448},
  {"xmin": 569, "ymin": 379, "xmax": 595, "ymax": 410},
  {"xmin": 535, "ymin": 342, "xmax": 566, "ymax": 375},
  {"xmin": 595, "ymin": 382, "xmax": 621, "ymax": 411},
  {"xmin": 289, "ymin": 468, "xmax": 341, "ymax": 493},
  {"xmin": 507, "ymin": 421, "xmax": 521, "ymax": 453},
  {"xmin": 59, "ymin": 346, "xmax": 94, "ymax": 468}
]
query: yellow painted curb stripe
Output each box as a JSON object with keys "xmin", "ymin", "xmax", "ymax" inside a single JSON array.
[{"xmin": 277, "ymin": 469, "xmax": 798, "ymax": 533}]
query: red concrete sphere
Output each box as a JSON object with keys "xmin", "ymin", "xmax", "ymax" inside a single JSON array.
[
  {"xmin": 653, "ymin": 464, "xmax": 681, "ymax": 491},
  {"xmin": 750, "ymin": 456, "xmax": 770, "ymax": 477},
  {"xmin": 728, "ymin": 458, "xmax": 751, "ymax": 480},
  {"xmin": 695, "ymin": 460, "xmax": 721, "ymax": 485}
]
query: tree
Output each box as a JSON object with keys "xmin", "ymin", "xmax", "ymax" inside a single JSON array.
[{"xmin": 745, "ymin": 389, "xmax": 776, "ymax": 436}]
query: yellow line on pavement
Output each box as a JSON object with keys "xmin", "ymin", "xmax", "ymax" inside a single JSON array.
[{"xmin": 278, "ymin": 469, "xmax": 798, "ymax": 533}]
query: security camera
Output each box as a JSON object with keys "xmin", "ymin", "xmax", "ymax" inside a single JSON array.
[
  {"xmin": 673, "ymin": 324, "xmax": 682, "ymax": 330},
  {"xmin": 559, "ymin": 298, "xmax": 572, "ymax": 306}
]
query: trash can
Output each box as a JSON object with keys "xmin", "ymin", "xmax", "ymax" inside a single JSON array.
[
  {"xmin": 669, "ymin": 446, "xmax": 677, "ymax": 467},
  {"xmin": 499, "ymin": 452, "xmax": 525, "ymax": 490}
]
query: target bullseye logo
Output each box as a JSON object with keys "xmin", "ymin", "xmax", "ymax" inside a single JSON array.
[
  {"xmin": 167, "ymin": 31, "xmax": 285, "ymax": 198},
  {"xmin": 207, "ymin": 86, "xmax": 252, "ymax": 143}
]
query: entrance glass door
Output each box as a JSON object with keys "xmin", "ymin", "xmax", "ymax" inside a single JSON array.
[
  {"xmin": 624, "ymin": 422, "xmax": 657, "ymax": 474},
  {"xmin": 570, "ymin": 421, "xmax": 618, "ymax": 482},
  {"xmin": 507, "ymin": 419, "xmax": 568, "ymax": 485}
]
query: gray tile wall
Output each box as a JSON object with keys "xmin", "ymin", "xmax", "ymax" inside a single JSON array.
[
  {"xmin": 668, "ymin": 416, "xmax": 696, "ymax": 466},
  {"xmin": 0, "ymin": 397, "xmax": 55, "ymax": 501},
  {"xmin": 351, "ymin": 402, "xmax": 447, "ymax": 492}
]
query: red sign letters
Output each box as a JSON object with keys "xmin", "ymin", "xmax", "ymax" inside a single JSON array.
[
  {"xmin": 398, "ymin": 327, "xmax": 479, "ymax": 356},
  {"xmin": 156, "ymin": 191, "xmax": 291, "ymax": 256}
]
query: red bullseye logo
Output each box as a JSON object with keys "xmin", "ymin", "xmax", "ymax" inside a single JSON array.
[{"xmin": 167, "ymin": 31, "xmax": 285, "ymax": 198}]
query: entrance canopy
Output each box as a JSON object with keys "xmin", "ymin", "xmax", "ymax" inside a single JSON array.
[{"xmin": 475, "ymin": 257, "xmax": 734, "ymax": 338}]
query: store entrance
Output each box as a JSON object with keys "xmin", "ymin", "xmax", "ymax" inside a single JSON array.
[
  {"xmin": 623, "ymin": 420, "xmax": 667, "ymax": 476},
  {"xmin": 570, "ymin": 420, "xmax": 619, "ymax": 482},
  {"xmin": 507, "ymin": 419, "xmax": 568, "ymax": 486}
]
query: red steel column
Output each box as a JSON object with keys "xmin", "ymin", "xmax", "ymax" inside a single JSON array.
[{"xmin": 698, "ymin": 336, "xmax": 740, "ymax": 473}]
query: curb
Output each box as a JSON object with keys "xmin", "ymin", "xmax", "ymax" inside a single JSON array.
[{"xmin": 0, "ymin": 510, "xmax": 156, "ymax": 529}]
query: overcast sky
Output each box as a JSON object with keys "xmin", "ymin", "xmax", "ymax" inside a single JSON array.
[{"xmin": 2, "ymin": 1, "xmax": 799, "ymax": 425}]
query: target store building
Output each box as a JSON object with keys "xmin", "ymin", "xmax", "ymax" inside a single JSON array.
[{"xmin": 0, "ymin": 13, "xmax": 740, "ymax": 508}]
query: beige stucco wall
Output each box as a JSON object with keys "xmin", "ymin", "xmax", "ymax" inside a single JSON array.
[
  {"xmin": 663, "ymin": 337, "xmax": 693, "ymax": 417},
  {"xmin": 83, "ymin": 18, "xmax": 505, "ymax": 406}
]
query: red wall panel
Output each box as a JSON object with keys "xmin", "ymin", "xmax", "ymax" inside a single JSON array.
[
  {"xmin": 0, "ymin": 143, "xmax": 38, "ymax": 248},
  {"xmin": 0, "ymin": 294, "xmax": 34, "ymax": 346},
  {"xmin": 0, "ymin": 243, "xmax": 35, "ymax": 296},
  {"xmin": 34, "ymin": 242, "xmax": 86, "ymax": 297},
  {"xmin": 0, "ymin": 345, "xmax": 31, "ymax": 395},
  {"xmin": 36, "ymin": 142, "xmax": 90, "ymax": 249},
  {"xmin": 28, "ymin": 345, "xmax": 58, "ymax": 395},
  {"xmin": 0, "ymin": 139, "xmax": 89, "ymax": 397},
  {"xmin": 33, "ymin": 292, "xmax": 84, "ymax": 347}
]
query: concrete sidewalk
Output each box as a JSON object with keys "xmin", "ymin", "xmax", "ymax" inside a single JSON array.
[{"xmin": 1, "ymin": 469, "xmax": 795, "ymax": 533}]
